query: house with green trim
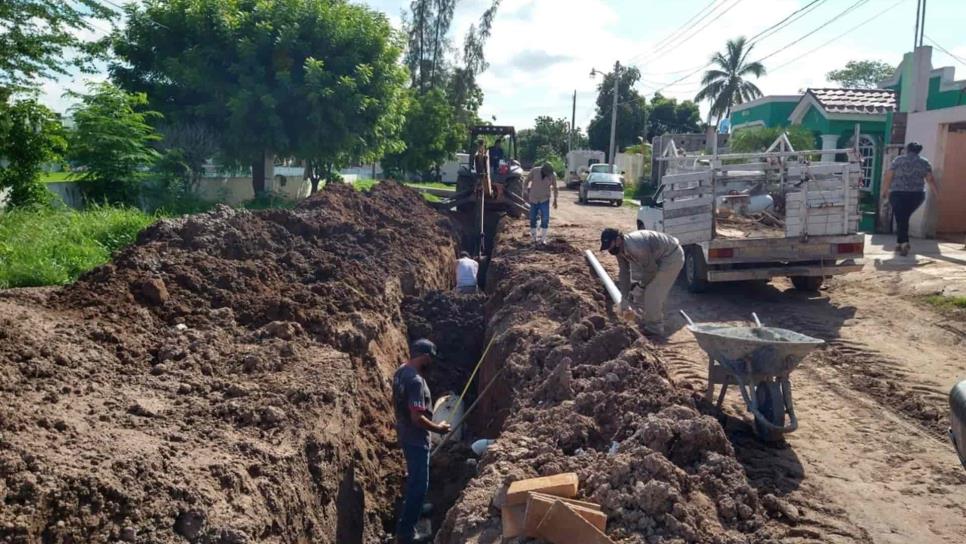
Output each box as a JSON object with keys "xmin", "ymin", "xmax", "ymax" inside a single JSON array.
[
  {"xmin": 730, "ymin": 46, "xmax": 966, "ymax": 238},
  {"xmin": 730, "ymin": 89, "xmax": 895, "ymax": 194}
]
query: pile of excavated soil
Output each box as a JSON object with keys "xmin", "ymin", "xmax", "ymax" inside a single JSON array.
[
  {"xmin": 0, "ymin": 182, "xmax": 457, "ymax": 543},
  {"xmin": 436, "ymin": 230, "xmax": 805, "ymax": 544}
]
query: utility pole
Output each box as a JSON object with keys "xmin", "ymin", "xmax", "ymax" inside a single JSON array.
[
  {"xmin": 609, "ymin": 61, "xmax": 620, "ymax": 167},
  {"xmin": 569, "ymin": 90, "xmax": 576, "ymax": 154},
  {"xmin": 914, "ymin": 0, "xmax": 927, "ymax": 48},
  {"xmin": 919, "ymin": 0, "xmax": 927, "ymax": 47}
]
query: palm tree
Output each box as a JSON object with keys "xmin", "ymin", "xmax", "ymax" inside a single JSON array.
[{"xmin": 695, "ymin": 37, "xmax": 766, "ymax": 122}]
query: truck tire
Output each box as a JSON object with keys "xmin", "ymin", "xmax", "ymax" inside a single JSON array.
[
  {"xmin": 685, "ymin": 246, "xmax": 710, "ymax": 293},
  {"xmin": 754, "ymin": 380, "xmax": 786, "ymax": 443},
  {"xmin": 790, "ymin": 276, "xmax": 823, "ymax": 291}
]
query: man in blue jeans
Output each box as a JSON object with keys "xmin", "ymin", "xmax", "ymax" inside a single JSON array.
[
  {"xmin": 393, "ymin": 339, "xmax": 450, "ymax": 543},
  {"xmin": 525, "ymin": 162, "xmax": 559, "ymax": 244}
]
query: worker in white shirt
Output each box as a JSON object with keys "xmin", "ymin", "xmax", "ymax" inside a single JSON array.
[{"xmin": 455, "ymin": 251, "xmax": 479, "ymax": 294}]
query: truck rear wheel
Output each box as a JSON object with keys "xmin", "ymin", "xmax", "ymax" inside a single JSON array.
[
  {"xmin": 790, "ymin": 276, "xmax": 823, "ymax": 291},
  {"xmin": 685, "ymin": 246, "xmax": 710, "ymax": 293}
]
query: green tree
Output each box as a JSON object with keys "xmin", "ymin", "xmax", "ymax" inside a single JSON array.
[
  {"xmin": 826, "ymin": 60, "xmax": 895, "ymax": 89},
  {"xmin": 112, "ymin": 0, "xmax": 408, "ymax": 195},
  {"xmin": 0, "ymin": 99, "xmax": 66, "ymax": 208},
  {"xmin": 382, "ymin": 89, "xmax": 463, "ymax": 178},
  {"xmin": 645, "ymin": 94, "xmax": 701, "ymax": 141},
  {"xmin": 695, "ymin": 36, "xmax": 766, "ymax": 122},
  {"xmin": 0, "ymin": 0, "xmax": 115, "ymax": 93},
  {"xmin": 156, "ymin": 122, "xmax": 221, "ymax": 195},
  {"xmin": 729, "ymin": 125, "xmax": 815, "ymax": 153},
  {"xmin": 67, "ymin": 83, "xmax": 162, "ymax": 205},
  {"xmin": 518, "ymin": 116, "xmax": 585, "ymax": 164},
  {"xmin": 588, "ymin": 66, "xmax": 648, "ymax": 155}
]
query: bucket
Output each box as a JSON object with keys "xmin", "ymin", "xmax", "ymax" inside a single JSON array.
[{"xmin": 432, "ymin": 394, "xmax": 464, "ymax": 444}]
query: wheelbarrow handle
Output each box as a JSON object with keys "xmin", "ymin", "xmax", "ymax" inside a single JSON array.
[
  {"xmin": 751, "ymin": 312, "xmax": 762, "ymax": 328},
  {"xmin": 679, "ymin": 310, "xmax": 695, "ymax": 327}
]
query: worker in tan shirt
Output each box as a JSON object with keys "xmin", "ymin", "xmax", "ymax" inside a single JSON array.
[
  {"xmin": 524, "ymin": 162, "xmax": 559, "ymax": 244},
  {"xmin": 600, "ymin": 227, "xmax": 683, "ymax": 337}
]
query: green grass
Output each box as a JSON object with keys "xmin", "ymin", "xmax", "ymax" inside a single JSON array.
[
  {"xmin": 0, "ymin": 206, "xmax": 155, "ymax": 288},
  {"xmin": 40, "ymin": 171, "xmax": 73, "ymax": 183},
  {"xmin": 923, "ymin": 294, "xmax": 966, "ymax": 311}
]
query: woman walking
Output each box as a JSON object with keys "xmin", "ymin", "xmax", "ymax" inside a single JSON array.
[{"xmin": 882, "ymin": 142, "xmax": 940, "ymax": 256}]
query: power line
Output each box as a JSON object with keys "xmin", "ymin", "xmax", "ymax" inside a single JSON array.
[
  {"xmin": 753, "ymin": 0, "xmax": 871, "ymax": 64},
  {"xmin": 746, "ymin": 0, "xmax": 825, "ymax": 44},
  {"xmin": 924, "ymin": 34, "xmax": 966, "ymax": 67},
  {"xmin": 628, "ymin": 0, "xmax": 721, "ymax": 65},
  {"xmin": 640, "ymin": 0, "xmax": 744, "ymax": 65},
  {"xmin": 640, "ymin": 0, "xmax": 831, "ymax": 94},
  {"xmin": 769, "ymin": 0, "xmax": 911, "ymax": 73}
]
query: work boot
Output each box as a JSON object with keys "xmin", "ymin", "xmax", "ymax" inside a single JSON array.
[
  {"xmin": 899, "ymin": 242, "xmax": 911, "ymax": 257},
  {"xmin": 530, "ymin": 228, "xmax": 537, "ymax": 244},
  {"xmin": 539, "ymin": 228, "xmax": 549, "ymax": 244}
]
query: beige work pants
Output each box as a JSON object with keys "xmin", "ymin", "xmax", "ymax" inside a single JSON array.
[{"xmin": 631, "ymin": 246, "xmax": 684, "ymax": 336}]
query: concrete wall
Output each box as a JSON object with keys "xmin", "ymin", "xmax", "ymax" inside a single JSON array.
[
  {"xmin": 195, "ymin": 175, "xmax": 312, "ymax": 205},
  {"xmin": 615, "ymin": 152, "xmax": 645, "ymax": 184},
  {"xmin": 905, "ymin": 104, "xmax": 966, "ymax": 237}
]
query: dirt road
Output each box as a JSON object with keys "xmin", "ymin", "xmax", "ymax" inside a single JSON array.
[{"xmin": 548, "ymin": 188, "xmax": 966, "ymax": 543}]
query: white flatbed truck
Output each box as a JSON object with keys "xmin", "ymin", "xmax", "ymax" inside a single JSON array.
[{"xmin": 637, "ymin": 134, "xmax": 865, "ymax": 292}]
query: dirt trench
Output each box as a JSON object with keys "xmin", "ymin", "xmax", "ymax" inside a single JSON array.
[
  {"xmin": 434, "ymin": 225, "xmax": 866, "ymax": 544},
  {"xmin": 0, "ymin": 182, "xmax": 473, "ymax": 544}
]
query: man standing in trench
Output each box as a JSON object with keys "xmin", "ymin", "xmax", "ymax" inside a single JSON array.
[
  {"xmin": 393, "ymin": 339, "xmax": 450, "ymax": 543},
  {"xmin": 600, "ymin": 228, "xmax": 684, "ymax": 337}
]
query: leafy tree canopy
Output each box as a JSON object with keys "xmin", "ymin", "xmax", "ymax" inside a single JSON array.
[
  {"xmin": 67, "ymin": 82, "xmax": 162, "ymax": 205},
  {"xmin": 0, "ymin": 0, "xmax": 115, "ymax": 93},
  {"xmin": 695, "ymin": 36, "xmax": 765, "ymax": 121},
  {"xmin": 382, "ymin": 88, "xmax": 462, "ymax": 177},
  {"xmin": 0, "ymin": 99, "xmax": 66, "ymax": 208},
  {"xmin": 588, "ymin": 66, "xmax": 648, "ymax": 156},
  {"xmin": 112, "ymin": 0, "xmax": 409, "ymax": 193},
  {"xmin": 826, "ymin": 60, "xmax": 895, "ymax": 89},
  {"xmin": 518, "ymin": 116, "xmax": 587, "ymax": 165},
  {"xmin": 645, "ymin": 94, "xmax": 701, "ymax": 141}
]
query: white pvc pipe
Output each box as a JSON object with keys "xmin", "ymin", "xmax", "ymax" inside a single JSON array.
[{"xmin": 584, "ymin": 249, "xmax": 621, "ymax": 305}]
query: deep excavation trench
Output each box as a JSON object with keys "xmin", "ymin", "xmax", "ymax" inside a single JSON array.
[{"xmin": 0, "ymin": 182, "xmax": 868, "ymax": 543}]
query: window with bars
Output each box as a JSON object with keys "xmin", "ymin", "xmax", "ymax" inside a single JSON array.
[{"xmin": 849, "ymin": 135, "xmax": 876, "ymax": 190}]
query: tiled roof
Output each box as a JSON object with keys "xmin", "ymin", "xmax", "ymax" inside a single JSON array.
[{"xmin": 808, "ymin": 88, "xmax": 896, "ymax": 115}]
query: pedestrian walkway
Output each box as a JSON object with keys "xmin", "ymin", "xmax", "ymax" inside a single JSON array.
[{"xmin": 864, "ymin": 234, "xmax": 966, "ymax": 296}]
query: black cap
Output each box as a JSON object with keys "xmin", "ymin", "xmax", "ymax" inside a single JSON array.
[
  {"xmin": 411, "ymin": 338, "xmax": 438, "ymax": 359},
  {"xmin": 600, "ymin": 228, "xmax": 621, "ymax": 251}
]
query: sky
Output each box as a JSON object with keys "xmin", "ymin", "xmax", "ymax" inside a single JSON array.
[{"xmin": 40, "ymin": 0, "xmax": 966, "ymax": 133}]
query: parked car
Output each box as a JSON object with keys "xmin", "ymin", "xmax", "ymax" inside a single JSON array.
[
  {"xmin": 578, "ymin": 172, "xmax": 624, "ymax": 206},
  {"xmin": 588, "ymin": 163, "xmax": 616, "ymax": 175}
]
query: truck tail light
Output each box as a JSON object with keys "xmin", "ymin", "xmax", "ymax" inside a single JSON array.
[
  {"xmin": 836, "ymin": 242, "xmax": 864, "ymax": 254},
  {"xmin": 708, "ymin": 248, "xmax": 734, "ymax": 259}
]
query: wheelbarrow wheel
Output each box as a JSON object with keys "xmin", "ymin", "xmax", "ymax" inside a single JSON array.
[{"xmin": 754, "ymin": 381, "xmax": 786, "ymax": 443}]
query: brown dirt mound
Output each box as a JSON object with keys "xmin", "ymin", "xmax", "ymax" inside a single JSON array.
[
  {"xmin": 0, "ymin": 182, "xmax": 456, "ymax": 543},
  {"xmin": 435, "ymin": 230, "xmax": 800, "ymax": 544}
]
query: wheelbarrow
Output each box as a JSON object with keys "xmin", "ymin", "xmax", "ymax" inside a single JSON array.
[{"xmin": 681, "ymin": 311, "xmax": 824, "ymax": 442}]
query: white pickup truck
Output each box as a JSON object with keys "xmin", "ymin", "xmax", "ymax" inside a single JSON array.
[{"xmin": 637, "ymin": 136, "xmax": 865, "ymax": 292}]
